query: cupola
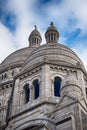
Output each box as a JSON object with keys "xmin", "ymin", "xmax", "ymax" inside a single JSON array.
[
  {"xmin": 45, "ymin": 22, "xmax": 59, "ymax": 43},
  {"xmin": 28, "ymin": 26, "xmax": 42, "ymax": 47}
]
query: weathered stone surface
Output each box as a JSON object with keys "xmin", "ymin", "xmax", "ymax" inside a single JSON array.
[{"xmin": 0, "ymin": 23, "xmax": 87, "ymax": 130}]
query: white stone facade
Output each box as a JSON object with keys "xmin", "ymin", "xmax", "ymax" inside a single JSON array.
[{"xmin": 0, "ymin": 23, "xmax": 87, "ymax": 130}]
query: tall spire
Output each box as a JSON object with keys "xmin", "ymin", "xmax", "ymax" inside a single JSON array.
[
  {"xmin": 28, "ymin": 26, "xmax": 42, "ymax": 47},
  {"xmin": 45, "ymin": 22, "xmax": 59, "ymax": 43}
]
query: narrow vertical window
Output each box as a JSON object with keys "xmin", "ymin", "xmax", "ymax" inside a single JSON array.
[
  {"xmin": 51, "ymin": 33, "xmax": 53, "ymax": 41},
  {"xmin": 37, "ymin": 38, "xmax": 38, "ymax": 44},
  {"xmin": 0, "ymin": 102, "xmax": 1, "ymax": 106},
  {"xmin": 4, "ymin": 73, "xmax": 7, "ymax": 79},
  {"xmin": 12, "ymin": 70, "xmax": 14, "ymax": 76},
  {"xmin": 2, "ymin": 75, "xmax": 3, "ymax": 80},
  {"xmin": 33, "ymin": 79, "xmax": 39, "ymax": 99},
  {"xmin": 32, "ymin": 38, "xmax": 34, "ymax": 44},
  {"xmin": 54, "ymin": 34, "xmax": 56, "ymax": 41},
  {"xmin": 34, "ymin": 38, "xmax": 36, "ymax": 43},
  {"xmin": 24, "ymin": 84, "xmax": 30, "ymax": 103},
  {"xmin": 48, "ymin": 34, "xmax": 50, "ymax": 41},
  {"xmin": 86, "ymin": 88, "xmax": 87, "ymax": 97},
  {"xmin": 54, "ymin": 77, "xmax": 61, "ymax": 97}
]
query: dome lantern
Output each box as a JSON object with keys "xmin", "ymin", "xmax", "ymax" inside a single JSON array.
[
  {"xmin": 45, "ymin": 22, "xmax": 59, "ymax": 43},
  {"xmin": 28, "ymin": 26, "xmax": 42, "ymax": 47}
]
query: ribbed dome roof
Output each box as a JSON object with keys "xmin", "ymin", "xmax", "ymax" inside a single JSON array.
[
  {"xmin": 29, "ymin": 28, "xmax": 41, "ymax": 38},
  {"xmin": 45, "ymin": 22, "xmax": 59, "ymax": 34},
  {"xmin": 0, "ymin": 47, "xmax": 36, "ymax": 72},
  {"xmin": 21, "ymin": 43, "xmax": 85, "ymax": 73},
  {"xmin": 28, "ymin": 26, "xmax": 42, "ymax": 47}
]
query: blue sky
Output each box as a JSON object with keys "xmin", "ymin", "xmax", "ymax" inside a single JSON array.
[{"xmin": 0, "ymin": 0, "xmax": 87, "ymax": 69}]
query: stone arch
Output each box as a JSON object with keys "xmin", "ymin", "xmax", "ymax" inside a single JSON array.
[
  {"xmin": 21, "ymin": 75, "xmax": 41, "ymax": 87},
  {"xmin": 50, "ymin": 74, "xmax": 63, "ymax": 97},
  {"xmin": 54, "ymin": 76, "xmax": 61, "ymax": 97},
  {"xmin": 13, "ymin": 118, "xmax": 56, "ymax": 130},
  {"xmin": 50, "ymin": 73, "xmax": 64, "ymax": 80},
  {"xmin": 20, "ymin": 79, "xmax": 30, "ymax": 87},
  {"xmin": 31, "ymin": 75, "xmax": 41, "ymax": 83},
  {"xmin": 30, "ymin": 75, "xmax": 41, "ymax": 100},
  {"xmin": 5, "ymin": 98, "xmax": 9, "ymax": 106}
]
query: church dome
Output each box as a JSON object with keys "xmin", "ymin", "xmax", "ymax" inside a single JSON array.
[
  {"xmin": 45, "ymin": 22, "xmax": 59, "ymax": 43},
  {"xmin": 29, "ymin": 27, "xmax": 41, "ymax": 36},
  {"xmin": 21, "ymin": 43, "xmax": 85, "ymax": 73},
  {"xmin": 28, "ymin": 26, "xmax": 42, "ymax": 47},
  {"xmin": 0, "ymin": 47, "xmax": 36, "ymax": 73}
]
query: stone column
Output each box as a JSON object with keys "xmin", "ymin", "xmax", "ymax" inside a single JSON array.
[
  {"xmin": 51, "ymin": 79, "xmax": 54, "ymax": 96},
  {"xmin": 30, "ymin": 85, "xmax": 34, "ymax": 102},
  {"xmin": 41, "ymin": 64, "xmax": 50, "ymax": 99},
  {"xmin": 11, "ymin": 79, "xmax": 19, "ymax": 115},
  {"xmin": 19, "ymin": 90, "xmax": 25, "ymax": 106},
  {"xmin": 38, "ymin": 80, "xmax": 41, "ymax": 97}
]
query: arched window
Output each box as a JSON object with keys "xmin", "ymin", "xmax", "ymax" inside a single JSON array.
[
  {"xmin": 48, "ymin": 34, "xmax": 50, "ymax": 41},
  {"xmin": 0, "ymin": 102, "xmax": 1, "ymax": 106},
  {"xmin": 33, "ymin": 79, "xmax": 39, "ymax": 99},
  {"xmin": 12, "ymin": 70, "xmax": 14, "ymax": 76},
  {"xmin": 4, "ymin": 73, "xmax": 7, "ymax": 79},
  {"xmin": 54, "ymin": 77, "xmax": 61, "ymax": 97},
  {"xmin": 24, "ymin": 84, "xmax": 30, "ymax": 103},
  {"xmin": 86, "ymin": 88, "xmax": 87, "ymax": 97},
  {"xmin": 2, "ymin": 75, "xmax": 3, "ymax": 80},
  {"xmin": 34, "ymin": 37, "xmax": 36, "ymax": 43},
  {"xmin": 51, "ymin": 33, "xmax": 53, "ymax": 41}
]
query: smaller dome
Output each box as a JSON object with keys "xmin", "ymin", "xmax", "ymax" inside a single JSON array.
[
  {"xmin": 0, "ymin": 47, "xmax": 36, "ymax": 73},
  {"xmin": 45, "ymin": 22, "xmax": 59, "ymax": 43},
  {"xmin": 28, "ymin": 26, "xmax": 42, "ymax": 47},
  {"xmin": 60, "ymin": 74, "xmax": 82, "ymax": 99}
]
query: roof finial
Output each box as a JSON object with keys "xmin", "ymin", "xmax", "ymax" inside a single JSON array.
[
  {"xmin": 50, "ymin": 22, "xmax": 54, "ymax": 26},
  {"xmin": 34, "ymin": 25, "xmax": 37, "ymax": 30}
]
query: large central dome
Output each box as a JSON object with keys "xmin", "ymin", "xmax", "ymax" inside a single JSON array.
[
  {"xmin": 21, "ymin": 42, "xmax": 85, "ymax": 72},
  {"xmin": 21, "ymin": 23, "xmax": 85, "ymax": 73},
  {"xmin": 0, "ymin": 23, "xmax": 85, "ymax": 74},
  {"xmin": 0, "ymin": 47, "xmax": 36, "ymax": 72}
]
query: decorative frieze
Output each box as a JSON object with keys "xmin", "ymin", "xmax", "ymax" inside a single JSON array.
[{"xmin": 19, "ymin": 67, "xmax": 42, "ymax": 81}]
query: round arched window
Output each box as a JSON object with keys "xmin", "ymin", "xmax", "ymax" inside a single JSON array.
[
  {"xmin": 24, "ymin": 84, "xmax": 30, "ymax": 103},
  {"xmin": 54, "ymin": 77, "xmax": 61, "ymax": 97}
]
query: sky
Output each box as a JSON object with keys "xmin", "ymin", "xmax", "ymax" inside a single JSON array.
[{"xmin": 0, "ymin": 0, "xmax": 87, "ymax": 70}]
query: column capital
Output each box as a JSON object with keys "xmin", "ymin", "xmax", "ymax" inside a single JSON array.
[{"xmin": 29, "ymin": 85, "xmax": 34, "ymax": 89}]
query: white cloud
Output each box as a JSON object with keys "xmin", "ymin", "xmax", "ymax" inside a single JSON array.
[
  {"xmin": 44, "ymin": 0, "xmax": 87, "ymax": 70},
  {"xmin": 0, "ymin": 22, "xmax": 16, "ymax": 63},
  {"xmin": 6, "ymin": 0, "xmax": 36, "ymax": 48},
  {"xmin": 0, "ymin": 0, "xmax": 87, "ymax": 70},
  {"xmin": 45, "ymin": 0, "xmax": 87, "ymax": 31}
]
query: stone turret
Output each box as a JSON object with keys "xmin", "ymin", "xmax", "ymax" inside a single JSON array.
[
  {"xmin": 45, "ymin": 22, "xmax": 59, "ymax": 43},
  {"xmin": 28, "ymin": 26, "xmax": 42, "ymax": 47},
  {"xmin": 60, "ymin": 74, "xmax": 82, "ymax": 99}
]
